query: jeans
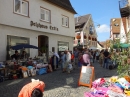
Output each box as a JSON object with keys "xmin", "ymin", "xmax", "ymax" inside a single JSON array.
[{"xmin": 103, "ymin": 58, "xmax": 108, "ymax": 69}]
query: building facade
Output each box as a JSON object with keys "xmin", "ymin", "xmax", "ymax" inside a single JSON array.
[
  {"xmin": 74, "ymin": 14, "xmax": 97, "ymax": 49},
  {"xmin": 0, "ymin": 0, "xmax": 76, "ymax": 61},
  {"xmin": 119, "ymin": 0, "xmax": 130, "ymax": 43},
  {"xmin": 110, "ymin": 18, "xmax": 127, "ymax": 43}
]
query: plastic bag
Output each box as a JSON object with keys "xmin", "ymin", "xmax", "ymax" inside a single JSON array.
[{"xmin": 38, "ymin": 68, "xmax": 47, "ymax": 75}]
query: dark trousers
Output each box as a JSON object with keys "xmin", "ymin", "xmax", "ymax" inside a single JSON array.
[{"xmin": 103, "ymin": 58, "xmax": 108, "ymax": 69}]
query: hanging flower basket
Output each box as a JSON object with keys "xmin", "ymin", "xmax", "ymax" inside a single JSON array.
[
  {"xmin": 88, "ymin": 36, "xmax": 91, "ymax": 40},
  {"xmin": 76, "ymin": 34, "xmax": 81, "ymax": 39},
  {"xmin": 84, "ymin": 35, "xmax": 87, "ymax": 39},
  {"xmin": 92, "ymin": 37, "xmax": 94, "ymax": 41}
]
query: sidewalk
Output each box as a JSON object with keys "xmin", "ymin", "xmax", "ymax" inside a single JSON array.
[{"xmin": 0, "ymin": 62, "xmax": 117, "ymax": 97}]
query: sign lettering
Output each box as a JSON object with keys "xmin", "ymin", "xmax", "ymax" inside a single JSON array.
[{"xmin": 30, "ymin": 21, "xmax": 58, "ymax": 31}]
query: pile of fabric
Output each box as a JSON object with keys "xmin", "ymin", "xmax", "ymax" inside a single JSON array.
[{"xmin": 84, "ymin": 76, "xmax": 130, "ymax": 97}]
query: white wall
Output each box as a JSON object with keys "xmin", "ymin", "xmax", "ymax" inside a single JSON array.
[
  {"xmin": 0, "ymin": 0, "xmax": 75, "ymax": 61},
  {"xmin": 0, "ymin": 0, "xmax": 75, "ymax": 37},
  {"xmin": 120, "ymin": 19, "xmax": 127, "ymax": 43}
]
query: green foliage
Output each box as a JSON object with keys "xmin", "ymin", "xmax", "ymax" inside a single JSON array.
[{"xmin": 110, "ymin": 39, "xmax": 130, "ymax": 76}]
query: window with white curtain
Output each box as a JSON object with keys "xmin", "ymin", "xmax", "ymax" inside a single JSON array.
[
  {"xmin": 14, "ymin": 0, "xmax": 29, "ymax": 16},
  {"xmin": 62, "ymin": 15, "xmax": 69, "ymax": 27},
  {"xmin": 40, "ymin": 8, "xmax": 50, "ymax": 22}
]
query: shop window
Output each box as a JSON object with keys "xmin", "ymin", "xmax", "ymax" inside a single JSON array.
[
  {"xmin": 40, "ymin": 7, "xmax": 51, "ymax": 22},
  {"xmin": 7, "ymin": 35, "xmax": 30, "ymax": 60},
  {"xmin": 58, "ymin": 41, "xmax": 69, "ymax": 52},
  {"xmin": 62, "ymin": 15, "xmax": 69, "ymax": 27},
  {"xmin": 14, "ymin": 0, "xmax": 29, "ymax": 16}
]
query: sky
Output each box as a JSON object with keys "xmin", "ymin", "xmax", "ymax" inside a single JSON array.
[{"xmin": 70, "ymin": 0, "xmax": 121, "ymax": 42}]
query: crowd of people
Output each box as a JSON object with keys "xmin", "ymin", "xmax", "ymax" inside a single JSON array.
[
  {"xmin": 49, "ymin": 48, "xmax": 114, "ymax": 76},
  {"xmin": 14, "ymin": 48, "xmax": 123, "ymax": 97}
]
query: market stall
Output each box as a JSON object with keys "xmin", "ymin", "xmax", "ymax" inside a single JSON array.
[{"xmin": 0, "ymin": 44, "xmax": 52, "ymax": 82}]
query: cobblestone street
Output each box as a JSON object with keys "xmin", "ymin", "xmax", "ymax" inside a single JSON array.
[{"xmin": 0, "ymin": 62, "xmax": 117, "ymax": 97}]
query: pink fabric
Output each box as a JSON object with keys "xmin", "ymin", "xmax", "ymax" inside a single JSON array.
[
  {"xmin": 84, "ymin": 92, "xmax": 106, "ymax": 97},
  {"xmin": 83, "ymin": 54, "xmax": 90, "ymax": 64},
  {"xmin": 108, "ymin": 85, "xmax": 123, "ymax": 93},
  {"xmin": 95, "ymin": 87, "xmax": 108, "ymax": 94},
  {"xmin": 92, "ymin": 78, "xmax": 105, "ymax": 88}
]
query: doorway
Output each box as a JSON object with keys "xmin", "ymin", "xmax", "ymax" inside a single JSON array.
[{"xmin": 38, "ymin": 35, "xmax": 49, "ymax": 57}]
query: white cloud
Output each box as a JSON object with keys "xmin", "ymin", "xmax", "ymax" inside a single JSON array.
[{"xmin": 96, "ymin": 24, "xmax": 110, "ymax": 33}]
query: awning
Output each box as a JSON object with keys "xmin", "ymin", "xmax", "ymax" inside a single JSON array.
[{"xmin": 113, "ymin": 43, "xmax": 130, "ymax": 48}]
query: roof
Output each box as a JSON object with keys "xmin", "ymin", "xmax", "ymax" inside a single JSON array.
[
  {"xmin": 75, "ymin": 14, "xmax": 91, "ymax": 30},
  {"xmin": 44, "ymin": 0, "xmax": 77, "ymax": 14},
  {"xmin": 111, "ymin": 18, "xmax": 121, "ymax": 34},
  {"xmin": 97, "ymin": 41, "xmax": 104, "ymax": 47}
]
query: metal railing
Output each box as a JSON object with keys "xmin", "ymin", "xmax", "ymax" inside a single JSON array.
[{"xmin": 119, "ymin": 0, "xmax": 129, "ymax": 8}]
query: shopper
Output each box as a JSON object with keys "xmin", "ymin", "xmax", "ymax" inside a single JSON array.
[
  {"xmin": 65, "ymin": 50, "xmax": 72, "ymax": 73},
  {"xmin": 60, "ymin": 52, "xmax": 66, "ymax": 73},
  {"xmin": 82, "ymin": 49, "xmax": 91, "ymax": 66},
  {"xmin": 99, "ymin": 50, "xmax": 104, "ymax": 67},
  {"xmin": 73, "ymin": 48, "xmax": 79, "ymax": 67},
  {"xmin": 103, "ymin": 49, "xmax": 110, "ymax": 69},
  {"xmin": 18, "ymin": 80, "xmax": 45, "ymax": 97}
]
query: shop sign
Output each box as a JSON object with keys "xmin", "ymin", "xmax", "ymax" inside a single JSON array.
[
  {"xmin": 59, "ymin": 46, "xmax": 68, "ymax": 51},
  {"xmin": 30, "ymin": 21, "xmax": 58, "ymax": 31}
]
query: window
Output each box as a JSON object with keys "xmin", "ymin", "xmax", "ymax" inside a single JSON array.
[
  {"xmin": 114, "ymin": 23, "xmax": 119, "ymax": 26},
  {"xmin": 62, "ymin": 15, "xmax": 69, "ymax": 27},
  {"xmin": 14, "ymin": 0, "xmax": 29, "ymax": 16},
  {"xmin": 114, "ymin": 34, "xmax": 119, "ymax": 38},
  {"xmin": 40, "ymin": 7, "xmax": 50, "ymax": 22},
  {"xmin": 58, "ymin": 41, "xmax": 69, "ymax": 52},
  {"xmin": 7, "ymin": 35, "xmax": 30, "ymax": 60}
]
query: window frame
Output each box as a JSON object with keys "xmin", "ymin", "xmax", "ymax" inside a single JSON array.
[
  {"xmin": 13, "ymin": 0, "xmax": 29, "ymax": 17},
  {"xmin": 62, "ymin": 15, "xmax": 69, "ymax": 27},
  {"xmin": 40, "ymin": 7, "xmax": 51, "ymax": 23}
]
